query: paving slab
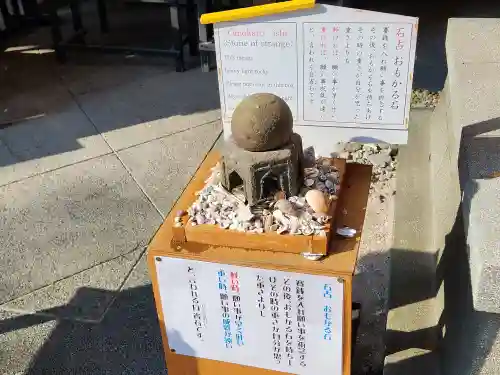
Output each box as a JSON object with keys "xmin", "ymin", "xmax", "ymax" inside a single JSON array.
[
  {"xmin": 0, "ymin": 310, "xmax": 57, "ymax": 375},
  {"xmin": 0, "ymin": 154, "xmax": 162, "ymax": 304},
  {"xmin": 0, "ymin": 248, "xmax": 144, "ymax": 322},
  {"xmin": 76, "ymin": 69, "xmax": 221, "ymax": 151},
  {"xmin": 121, "ymin": 253, "xmax": 150, "ymax": 291},
  {"xmin": 118, "ymin": 120, "xmax": 222, "ymax": 217},
  {"xmin": 23, "ymin": 283, "xmax": 167, "ymax": 375},
  {"xmin": 0, "ymin": 101, "xmax": 112, "ymax": 186}
]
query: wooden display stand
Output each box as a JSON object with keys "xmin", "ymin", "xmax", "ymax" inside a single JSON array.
[{"xmin": 147, "ymin": 150, "xmax": 371, "ymax": 375}]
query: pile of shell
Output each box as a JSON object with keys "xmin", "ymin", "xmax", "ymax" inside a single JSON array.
[{"xmin": 181, "ymin": 159, "xmax": 341, "ymax": 236}]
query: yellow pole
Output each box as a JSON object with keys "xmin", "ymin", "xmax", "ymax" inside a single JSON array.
[{"xmin": 200, "ymin": 0, "xmax": 316, "ymax": 25}]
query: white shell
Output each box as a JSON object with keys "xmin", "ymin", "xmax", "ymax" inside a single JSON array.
[
  {"xmin": 264, "ymin": 215, "xmax": 273, "ymax": 232},
  {"xmin": 236, "ymin": 204, "xmax": 254, "ymax": 222},
  {"xmin": 273, "ymin": 210, "xmax": 290, "ymax": 227},
  {"xmin": 289, "ymin": 217, "xmax": 300, "ymax": 234},
  {"xmin": 336, "ymin": 227, "xmax": 357, "ymax": 237},
  {"xmin": 254, "ymin": 219, "xmax": 263, "ymax": 229},
  {"xmin": 301, "ymin": 252, "xmax": 324, "ymax": 261},
  {"xmin": 305, "ymin": 178, "xmax": 315, "ymax": 187},
  {"xmin": 313, "ymin": 213, "xmax": 330, "ymax": 224},
  {"xmin": 295, "ymin": 197, "xmax": 307, "ymax": 208},
  {"xmin": 275, "ymin": 199, "xmax": 298, "ymax": 216},
  {"xmin": 277, "ymin": 225, "xmax": 289, "ymax": 234},
  {"xmin": 301, "ymin": 226, "xmax": 314, "ymax": 235},
  {"xmin": 220, "ymin": 220, "xmax": 231, "ymax": 229}
]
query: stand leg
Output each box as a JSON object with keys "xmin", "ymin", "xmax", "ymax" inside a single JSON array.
[
  {"xmin": 69, "ymin": 0, "xmax": 85, "ymax": 44},
  {"xmin": 97, "ymin": 0, "xmax": 109, "ymax": 33},
  {"xmin": 49, "ymin": 9, "xmax": 66, "ymax": 62},
  {"xmin": 186, "ymin": 0, "xmax": 198, "ymax": 56}
]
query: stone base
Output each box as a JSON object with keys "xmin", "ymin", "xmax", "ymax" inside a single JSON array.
[{"xmin": 221, "ymin": 133, "xmax": 304, "ymax": 206}]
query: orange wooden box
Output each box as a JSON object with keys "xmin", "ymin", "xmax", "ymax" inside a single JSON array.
[
  {"xmin": 171, "ymin": 151, "xmax": 348, "ymax": 256},
  {"xmin": 147, "ymin": 150, "xmax": 372, "ymax": 375}
]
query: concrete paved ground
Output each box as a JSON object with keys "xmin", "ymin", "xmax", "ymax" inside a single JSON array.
[{"xmin": 0, "ymin": 39, "xmax": 221, "ymax": 373}]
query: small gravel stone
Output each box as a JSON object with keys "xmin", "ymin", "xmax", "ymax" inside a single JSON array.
[
  {"xmin": 368, "ymin": 153, "xmax": 392, "ymax": 167},
  {"xmin": 344, "ymin": 142, "xmax": 362, "ymax": 152},
  {"xmin": 411, "ymin": 89, "xmax": 440, "ymax": 108}
]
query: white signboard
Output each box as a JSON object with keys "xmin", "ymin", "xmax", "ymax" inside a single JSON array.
[
  {"xmin": 156, "ymin": 257, "xmax": 344, "ymax": 374},
  {"xmin": 214, "ymin": 4, "xmax": 418, "ymax": 155}
]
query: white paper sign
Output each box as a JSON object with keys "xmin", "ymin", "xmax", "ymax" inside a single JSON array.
[
  {"xmin": 156, "ymin": 257, "xmax": 344, "ymax": 375},
  {"xmin": 214, "ymin": 5, "xmax": 418, "ymax": 154}
]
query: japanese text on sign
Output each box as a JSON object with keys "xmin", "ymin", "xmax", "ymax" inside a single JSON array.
[
  {"xmin": 156, "ymin": 257, "xmax": 344, "ymax": 374},
  {"xmin": 303, "ymin": 22, "xmax": 412, "ymax": 125}
]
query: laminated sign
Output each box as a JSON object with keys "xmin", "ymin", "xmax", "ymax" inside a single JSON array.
[
  {"xmin": 156, "ymin": 257, "xmax": 344, "ymax": 375},
  {"xmin": 213, "ymin": 4, "xmax": 418, "ymax": 155}
]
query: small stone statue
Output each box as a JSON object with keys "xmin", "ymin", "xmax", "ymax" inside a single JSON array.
[{"xmin": 221, "ymin": 93, "xmax": 304, "ymax": 207}]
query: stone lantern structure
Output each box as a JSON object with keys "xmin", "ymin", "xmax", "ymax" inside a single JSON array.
[{"xmin": 221, "ymin": 93, "xmax": 304, "ymax": 206}]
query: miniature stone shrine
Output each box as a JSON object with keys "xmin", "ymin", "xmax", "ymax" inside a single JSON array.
[{"xmin": 222, "ymin": 93, "xmax": 304, "ymax": 207}]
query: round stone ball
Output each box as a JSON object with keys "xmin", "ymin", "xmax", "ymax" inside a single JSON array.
[{"xmin": 231, "ymin": 93, "xmax": 293, "ymax": 152}]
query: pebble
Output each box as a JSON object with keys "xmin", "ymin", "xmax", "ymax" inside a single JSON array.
[
  {"xmin": 411, "ymin": 89, "xmax": 440, "ymax": 108},
  {"xmin": 340, "ymin": 138, "xmax": 399, "ymax": 191},
  {"xmin": 344, "ymin": 142, "xmax": 362, "ymax": 153}
]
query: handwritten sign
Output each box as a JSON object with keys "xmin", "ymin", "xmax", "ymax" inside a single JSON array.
[
  {"xmin": 214, "ymin": 5, "xmax": 418, "ymax": 155},
  {"xmin": 156, "ymin": 257, "xmax": 344, "ymax": 375}
]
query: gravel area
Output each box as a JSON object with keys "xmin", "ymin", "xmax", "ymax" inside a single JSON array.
[{"xmin": 411, "ymin": 89, "xmax": 440, "ymax": 108}]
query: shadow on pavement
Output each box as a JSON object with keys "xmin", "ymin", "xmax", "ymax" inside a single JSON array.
[{"xmin": 0, "ymin": 284, "xmax": 168, "ymax": 374}]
